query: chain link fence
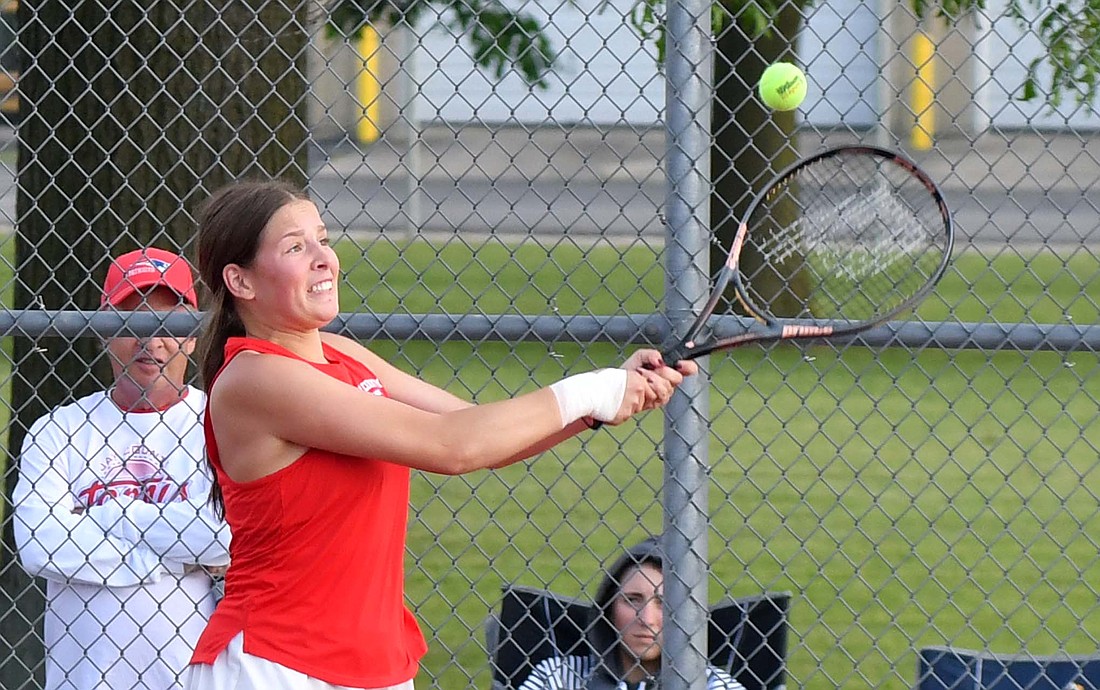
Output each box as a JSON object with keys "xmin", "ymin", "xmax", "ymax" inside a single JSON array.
[{"xmin": 1, "ymin": 1, "xmax": 1099, "ymax": 689}]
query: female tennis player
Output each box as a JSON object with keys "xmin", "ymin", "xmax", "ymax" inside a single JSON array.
[{"xmin": 182, "ymin": 179, "xmax": 695, "ymax": 690}]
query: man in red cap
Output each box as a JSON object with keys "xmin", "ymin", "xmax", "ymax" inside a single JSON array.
[
  {"xmin": 13, "ymin": 247, "xmax": 231, "ymax": 690},
  {"xmin": 99, "ymin": 248, "xmax": 201, "ymax": 414}
]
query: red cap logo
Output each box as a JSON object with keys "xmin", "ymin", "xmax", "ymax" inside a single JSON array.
[{"xmin": 101, "ymin": 248, "xmax": 198, "ymax": 308}]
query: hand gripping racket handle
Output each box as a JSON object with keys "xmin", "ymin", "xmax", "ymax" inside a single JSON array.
[{"xmin": 586, "ymin": 354, "xmax": 682, "ymax": 431}]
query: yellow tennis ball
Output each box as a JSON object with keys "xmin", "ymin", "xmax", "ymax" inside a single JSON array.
[{"xmin": 759, "ymin": 62, "xmax": 807, "ymax": 111}]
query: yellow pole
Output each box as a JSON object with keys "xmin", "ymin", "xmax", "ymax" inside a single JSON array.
[
  {"xmin": 357, "ymin": 27, "xmax": 381, "ymax": 144},
  {"xmin": 910, "ymin": 32, "xmax": 935, "ymax": 151}
]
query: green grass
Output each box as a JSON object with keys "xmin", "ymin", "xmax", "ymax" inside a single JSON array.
[
  {"xmin": 391, "ymin": 345, "xmax": 1100, "ymax": 690},
  {"xmin": 329, "ymin": 236, "xmax": 1100, "ymax": 690},
  {"xmin": 4, "ymin": 233, "xmax": 1100, "ymax": 689}
]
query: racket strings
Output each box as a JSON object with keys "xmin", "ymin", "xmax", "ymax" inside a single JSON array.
[{"xmin": 742, "ymin": 153, "xmax": 949, "ymax": 323}]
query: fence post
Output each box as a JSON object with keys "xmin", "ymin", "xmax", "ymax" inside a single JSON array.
[{"xmin": 662, "ymin": 0, "xmax": 713, "ymax": 688}]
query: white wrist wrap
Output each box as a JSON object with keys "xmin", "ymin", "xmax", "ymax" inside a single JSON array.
[{"xmin": 549, "ymin": 369, "xmax": 628, "ymax": 428}]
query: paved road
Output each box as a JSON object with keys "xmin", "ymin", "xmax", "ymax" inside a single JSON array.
[
  {"xmin": 1, "ymin": 124, "xmax": 1097, "ymax": 250},
  {"xmin": 308, "ymin": 160, "xmax": 1098, "ymax": 249},
  {"xmin": 306, "ymin": 125, "xmax": 1100, "ymax": 250}
]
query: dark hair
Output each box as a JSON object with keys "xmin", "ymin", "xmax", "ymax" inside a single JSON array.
[
  {"xmin": 195, "ymin": 178, "xmax": 311, "ymax": 517},
  {"xmin": 595, "ymin": 540, "xmax": 663, "ymax": 615}
]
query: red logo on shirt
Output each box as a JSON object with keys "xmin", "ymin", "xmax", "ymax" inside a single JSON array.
[
  {"xmin": 357, "ymin": 377, "xmax": 386, "ymax": 396},
  {"xmin": 77, "ymin": 444, "xmax": 189, "ymax": 508}
]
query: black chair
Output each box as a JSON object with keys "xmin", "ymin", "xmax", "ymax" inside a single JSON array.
[
  {"xmin": 917, "ymin": 646, "xmax": 1100, "ymax": 690},
  {"xmin": 487, "ymin": 585, "xmax": 790, "ymax": 690}
]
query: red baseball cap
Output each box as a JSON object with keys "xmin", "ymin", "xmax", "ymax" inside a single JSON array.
[{"xmin": 101, "ymin": 248, "xmax": 198, "ymax": 308}]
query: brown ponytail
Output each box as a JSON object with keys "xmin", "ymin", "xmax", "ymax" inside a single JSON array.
[{"xmin": 195, "ymin": 179, "xmax": 310, "ymax": 518}]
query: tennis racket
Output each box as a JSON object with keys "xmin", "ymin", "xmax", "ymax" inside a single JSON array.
[
  {"xmin": 590, "ymin": 146, "xmax": 953, "ymax": 429},
  {"xmin": 657, "ymin": 144, "xmax": 954, "ymax": 365}
]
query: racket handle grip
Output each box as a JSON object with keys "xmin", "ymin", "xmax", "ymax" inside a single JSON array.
[{"xmin": 659, "ymin": 346, "xmax": 687, "ymax": 367}]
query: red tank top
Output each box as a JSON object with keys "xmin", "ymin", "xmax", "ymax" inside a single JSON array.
[{"xmin": 190, "ymin": 337, "xmax": 427, "ymax": 687}]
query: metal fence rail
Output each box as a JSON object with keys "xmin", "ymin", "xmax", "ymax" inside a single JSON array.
[
  {"xmin": 2, "ymin": 1, "xmax": 1100, "ymax": 690},
  {"xmin": 5, "ymin": 311, "xmax": 1100, "ymax": 352}
]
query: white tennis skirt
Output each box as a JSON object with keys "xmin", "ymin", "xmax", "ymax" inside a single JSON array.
[{"xmin": 183, "ymin": 632, "xmax": 416, "ymax": 690}]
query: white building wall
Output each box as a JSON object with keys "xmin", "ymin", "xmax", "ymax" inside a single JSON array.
[
  {"xmin": 412, "ymin": 1, "xmax": 1095, "ymax": 132},
  {"xmin": 417, "ymin": 0, "xmax": 878, "ymax": 128},
  {"xmin": 975, "ymin": 1, "xmax": 1100, "ymax": 130}
]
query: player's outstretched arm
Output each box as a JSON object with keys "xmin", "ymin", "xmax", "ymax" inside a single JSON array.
[{"xmin": 211, "ymin": 351, "xmax": 654, "ymax": 477}]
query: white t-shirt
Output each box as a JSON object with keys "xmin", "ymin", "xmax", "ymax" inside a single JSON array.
[{"xmin": 13, "ymin": 386, "xmax": 231, "ymax": 690}]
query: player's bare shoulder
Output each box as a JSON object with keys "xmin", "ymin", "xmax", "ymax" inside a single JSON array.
[{"xmin": 212, "ymin": 350, "xmax": 304, "ymax": 408}]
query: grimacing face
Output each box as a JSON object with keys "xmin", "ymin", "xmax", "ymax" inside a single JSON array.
[
  {"xmin": 234, "ymin": 198, "xmax": 339, "ymax": 329},
  {"xmin": 610, "ymin": 562, "xmax": 664, "ymax": 668}
]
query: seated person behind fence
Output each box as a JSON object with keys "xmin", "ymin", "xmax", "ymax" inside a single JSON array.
[
  {"xmin": 519, "ymin": 538, "xmax": 744, "ymax": 690},
  {"xmin": 13, "ymin": 247, "xmax": 231, "ymax": 690}
]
